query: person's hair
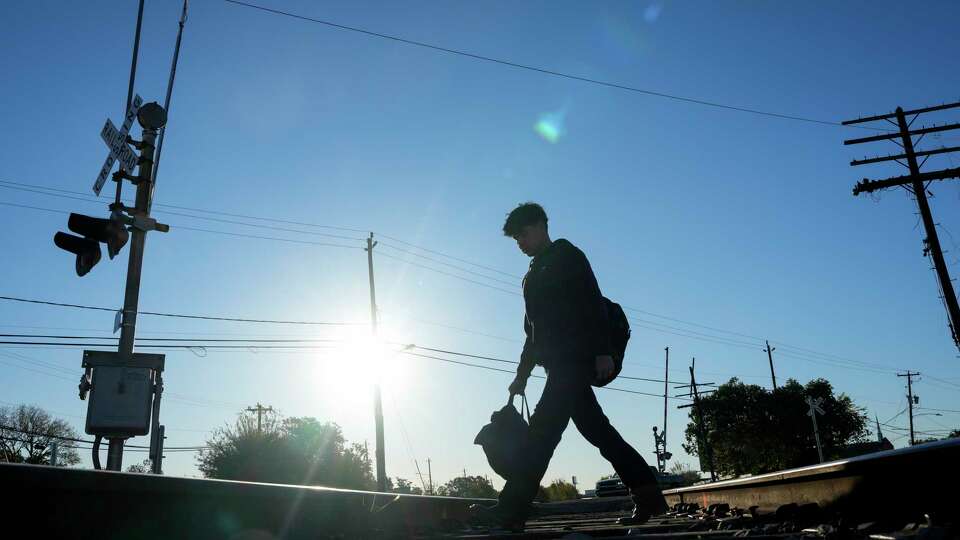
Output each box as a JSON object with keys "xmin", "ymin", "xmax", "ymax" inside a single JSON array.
[{"xmin": 502, "ymin": 202, "xmax": 548, "ymax": 237}]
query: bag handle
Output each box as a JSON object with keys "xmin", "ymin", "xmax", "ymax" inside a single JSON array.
[{"xmin": 509, "ymin": 392, "xmax": 531, "ymax": 423}]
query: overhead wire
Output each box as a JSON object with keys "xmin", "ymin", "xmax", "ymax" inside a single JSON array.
[
  {"xmin": 398, "ymin": 350, "xmax": 690, "ymax": 401},
  {"xmin": 0, "ymin": 194, "xmax": 518, "ymax": 295},
  {"xmin": 0, "ymin": 295, "xmax": 363, "ymax": 326},
  {"xmin": 222, "ymin": 0, "xmax": 889, "ymax": 131},
  {"xmin": 0, "ymin": 334, "xmax": 691, "ymax": 386},
  {"xmin": 0, "ymin": 424, "xmax": 207, "ymax": 450},
  {"xmin": 0, "ymin": 181, "xmax": 933, "ymax": 384},
  {"xmin": 0, "ymin": 179, "xmax": 922, "ymax": 374},
  {"xmin": 376, "ymin": 251, "xmax": 519, "ymax": 296}
]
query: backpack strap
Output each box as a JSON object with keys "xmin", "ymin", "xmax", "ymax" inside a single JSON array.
[{"xmin": 508, "ymin": 392, "xmax": 532, "ymax": 423}]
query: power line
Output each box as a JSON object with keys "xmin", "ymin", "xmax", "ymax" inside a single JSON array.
[
  {"xmin": 0, "ymin": 335, "xmax": 687, "ymax": 385},
  {"xmin": 923, "ymin": 374, "xmax": 960, "ymax": 390},
  {"xmin": 378, "ymin": 242, "xmax": 519, "ymax": 288},
  {"xmin": 385, "ymin": 387, "xmax": 429, "ymax": 493},
  {"xmin": 377, "ymin": 233, "xmax": 520, "ymax": 280},
  {"xmin": 0, "ymin": 424, "xmax": 205, "ymax": 450},
  {"xmin": 0, "ymin": 179, "xmax": 917, "ymax": 378},
  {"xmin": 628, "ymin": 316, "xmax": 762, "ymax": 348},
  {"xmin": 1, "ymin": 179, "xmax": 508, "ymax": 278},
  {"xmin": 403, "ymin": 344, "xmax": 687, "ymax": 384},
  {"xmin": 1, "ymin": 197, "xmax": 517, "ymax": 295},
  {"xmin": 398, "ymin": 350, "xmax": 689, "ymax": 401},
  {"xmin": 0, "ymin": 334, "xmax": 344, "ymax": 343},
  {"xmin": 0, "ymin": 178, "xmax": 907, "ymax": 371},
  {"xmin": 0, "ymin": 178, "xmax": 368, "ymax": 234},
  {"xmin": 376, "ymin": 251, "xmax": 519, "ymax": 296},
  {"xmin": 917, "ymin": 406, "xmax": 960, "ymax": 414},
  {"xmin": 379, "ymin": 311, "xmax": 522, "ymax": 344},
  {"xmin": 884, "ymin": 406, "xmax": 909, "ymax": 424},
  {"xmin": 0, "ymin": 341, "xmax": 340, "ymax": 350},
  {"xmin": 0, "ymin": 349, "xmax": 247, "ymax": 411},
  {"xmin": 174, "ymin": 224, "xmax": 363, "ymax": 250},
  {"xmin": 628, "ymin": 316, "xmax": 901, "ymax": 376},
  {"xmin": 222, "ymin": 0, "xmax": 888, "ymax": 131},
  {"xmin": 625, "ymin": 305, "xmax": 902, "ymax": 373},
  {"xmin": 156, "ymin": 208, "xmax": 366, "ymax": 242},
  {"xmin": 1, "ymin": 199, "xmax": 365, "ymax": 251},
  {"xmin": 0, "ymin": 295, "xmax": 363, "ymax": 326},
  {"xmin": 623, "ymin": 306, "xmax": 766, "ymax": 342}
]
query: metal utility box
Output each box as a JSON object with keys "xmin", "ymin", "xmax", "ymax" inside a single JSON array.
[{"xmin": 82, "ymin": 351, "xmax": 164, "ymax": 437}]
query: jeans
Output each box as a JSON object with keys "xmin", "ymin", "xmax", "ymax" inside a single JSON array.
[{"xmin": 498, "ymin": 365, "xmax": 658, "ymax": 515}]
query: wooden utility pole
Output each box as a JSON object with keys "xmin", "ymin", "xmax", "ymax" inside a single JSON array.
[
  {"xmin": 764, "ymin": 340, "xmax": 777, "ymax": 389},
  {"xmin": 427, "ymin": 457, "xmax": 433, "ymax": 495},
  {"xmin": 366, "ymin": 233, "xmax": 387, "ymax": 492},
  {"xmin": 676, "ymin": 358, "xmax": 717, "ymax": 481},
  {"xmin": 844, "ymin": 102, "xmax": 960, "ymax": 352},
  {"xmin": 898, "ymin": 371, "xmax": 921, "ymax": 446},
  {"xmin": 246, "ymin": 403, "xmax": 273, "ymax": 433}
]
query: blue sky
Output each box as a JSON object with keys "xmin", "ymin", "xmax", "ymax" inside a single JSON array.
[{"xmin": 1, "ymin": 0, "xmax": 959, "ymax": 488}]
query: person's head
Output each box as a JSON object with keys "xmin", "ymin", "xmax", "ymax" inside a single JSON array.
[{"xmin": 503, "ymin": 202, "xmax": 550, "ymax": 257}]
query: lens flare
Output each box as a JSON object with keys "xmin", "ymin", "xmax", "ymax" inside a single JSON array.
[
  {"xmin": 644, "ymin": 4, "xmax": 663, "ymax": 23},
  {"xmin": 534, "ymin": 110, "xmax": 566, "ymax": 143}
]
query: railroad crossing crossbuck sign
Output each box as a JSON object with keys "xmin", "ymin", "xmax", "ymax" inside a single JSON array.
[
  {"xmin": 806, "ymin": 397, "xmax": 825, "ymax": 417},
  {"xmin": 806, "ymin": 396, "xmax": 826, "ymax": 463},
  {"xmin": 93, "ymin": 94, "xmax": 143, "ymax": 195}
]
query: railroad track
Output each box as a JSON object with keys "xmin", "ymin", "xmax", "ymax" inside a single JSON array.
[{"xmin": 4, "ymin": 437, "xmax": 957, "ymax": 538}]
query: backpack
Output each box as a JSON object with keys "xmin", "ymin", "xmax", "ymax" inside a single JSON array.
[
  {"xmin": 593, "ymin": 297, "xmax": 630, "ymax": 387},
  {"xmin": 473, "ymin": 394, "xmax": 531, "ymax": 481}
]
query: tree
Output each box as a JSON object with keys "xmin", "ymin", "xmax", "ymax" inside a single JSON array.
[
  {"xmin": 682, "ymin": 378, "xmax": 869, "ymax": 477},
  {"xmin": 0, "ymin": 404, "xmax": 80, "ymax": 466},
  {"xmin": 197, "ymin": 410, "xmax": 296, "ymax": 483},
  {"xmin": 392, "ymin": 477, "xmax": 423, "ymax": 495},
  {"xmin": 197, "ymin": 411, "xmax": 376, "ymax": 489},
  {"xmin": 668, "ymin": 462, "xmax": 701, "ymax": 487},
  {"xmin": 543, "ymin": 479, "xmax": 579, "ymax": 501},
  {"xmin": 126, "ymin": 459, "xmax": 153, "ymax": 473},
  {"xmin": 914, "ymin": 429, "xmax": 960, "ymax": 444},
  {"xmin": 436, "ymin": 475, "xmax": 498, "ymax": 498}
]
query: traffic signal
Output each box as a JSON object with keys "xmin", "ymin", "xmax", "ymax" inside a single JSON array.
[{"xmin": 54, "ymin": 213, "xmax": 129, "ymax": 276}]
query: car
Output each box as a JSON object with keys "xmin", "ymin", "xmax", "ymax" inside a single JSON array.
[
  {"xmin": 594, "ymin": 475, "xmax": 628, "ymax": 497},
  {"xmin": 595, "ymin": 469, "xmax": 688, "ymax": 497}
]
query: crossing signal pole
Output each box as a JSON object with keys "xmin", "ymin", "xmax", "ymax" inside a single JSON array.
[
  {"xmin": 652, "ymin": 347, "xmax": 671, "ymax": 473},
  {"xmin": 843, "ymin": 102, "xmax": 960, "ymax": 352},
  {"xmin": 66, "ymin": 102, "xmax": 171, "ymax": 472},
  {"xmin": 366, "ymin": 233, "xmax": 387, "ymax": 492}
]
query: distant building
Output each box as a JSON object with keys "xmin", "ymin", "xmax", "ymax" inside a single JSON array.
[{"xmin": 833, "ymin": 438, "xmax": 895, "ymax": 459}]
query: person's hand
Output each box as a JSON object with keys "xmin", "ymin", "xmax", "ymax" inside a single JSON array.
[
  {"xmin": 595, "ymin": 355, "xmax": 615, "ymax": 382},
  {"xmin": 509, "ymin": 375, "xmax": 528, "ymax": 395}
]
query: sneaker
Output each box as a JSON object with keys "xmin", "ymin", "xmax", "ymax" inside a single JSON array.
[
  {"xmin": 617, "ymin": 493, "xmax": 669, "ymax": 526},
  {"xmin": 468, "ymin": 503, "xmax": 527, "ymax": 532}
]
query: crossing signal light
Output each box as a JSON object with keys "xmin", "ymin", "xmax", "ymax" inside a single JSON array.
[{"xmin": 53, "ymin": 213, "xmax": 129, "ymax": 276}]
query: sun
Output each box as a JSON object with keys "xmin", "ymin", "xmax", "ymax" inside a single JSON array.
[{"xmin": 313, "ymin": 325, "xmax": 410, "ymax": 399}]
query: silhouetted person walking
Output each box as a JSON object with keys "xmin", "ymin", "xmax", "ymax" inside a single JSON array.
[{"xmin": 476, "ymin": 202, "xmax": 666, "ymax": 530}]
